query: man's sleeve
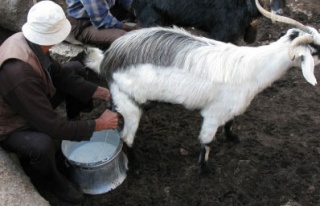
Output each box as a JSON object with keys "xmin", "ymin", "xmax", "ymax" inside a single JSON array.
[
  {"xmin": 0, "ymin": 60, "xmax": 95, "ymax": 141},
  {"xmin": 50, "ymin": 60, "xmax": 98, "ymax": 105},
  {"xmin": 81, "ymin": 0, "xmax": 122, "ymax": 28}
]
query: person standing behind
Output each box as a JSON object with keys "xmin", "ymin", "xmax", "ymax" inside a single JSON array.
[
  {"xmin": 0, "ymin": 1, "xmax": 119, "ymax": 203},
  {"xmin": 66, "ymin": 0, "xmax": 140, "ymax": 49}
]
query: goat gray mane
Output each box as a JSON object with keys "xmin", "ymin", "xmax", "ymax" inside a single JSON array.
[
  {"xmin": 101, "ymin": 27, "xmax": 219, "ymax": 79},
  {"xmin": 101, "ymin": 27, "xmax": 297, "ymax": 85}
]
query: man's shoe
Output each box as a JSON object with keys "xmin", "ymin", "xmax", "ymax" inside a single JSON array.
[{"xmin": 49, "ymin": 176, "xmax": 84, "ymax": 203}]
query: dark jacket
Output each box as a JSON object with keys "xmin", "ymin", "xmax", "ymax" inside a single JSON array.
[{"xmin": 0, "ymin": 33, "xmax": 96, "ymax": 141}]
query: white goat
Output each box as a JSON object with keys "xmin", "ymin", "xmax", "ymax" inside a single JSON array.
[
  {"xmin": 85, "ymin": 24, "xmax": 320, "ymax": 173},
  {"xmin": 84, "ymin": 1, "xmax": 320, "ymax": 173}
]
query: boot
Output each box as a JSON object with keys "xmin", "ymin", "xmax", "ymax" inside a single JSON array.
[{"xmin": 47, "ymin": 174, "xmax": 84, "ymax": 203}]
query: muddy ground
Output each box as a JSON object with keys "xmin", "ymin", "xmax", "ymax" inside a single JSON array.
[{"xmin": 1, "ymin": 0, "xmax": 320, "ymax": 205}]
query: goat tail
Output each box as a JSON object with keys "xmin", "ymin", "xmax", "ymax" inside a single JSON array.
[{"xmin": 83, "ymin": 46, "xmax": 104, "ymax": 74}]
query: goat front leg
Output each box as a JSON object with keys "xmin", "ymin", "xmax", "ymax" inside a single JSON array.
[{"xmin": 224, "ymin": 119, "xmax": 240, "ymax": 143}]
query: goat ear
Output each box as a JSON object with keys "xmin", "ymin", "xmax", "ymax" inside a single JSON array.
[{"xmin": 299, "ymin": 48, "xmax": 317, "ymax": 86}]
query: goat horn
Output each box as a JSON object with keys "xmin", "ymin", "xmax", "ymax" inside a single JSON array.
[
  {"xmin": 288, "ymin": 35, "xmax": 314, "ymax": 60},
  {"xmin": 255, "ymin": 0, "xmax": 309, "ymax": 33}
]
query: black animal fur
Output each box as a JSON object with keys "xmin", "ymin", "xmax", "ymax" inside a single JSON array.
[{"xmin": 132, "ymin": 0, "xmax": 285, "ymax": 44}]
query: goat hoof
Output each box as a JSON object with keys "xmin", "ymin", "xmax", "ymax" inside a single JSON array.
[{"xmin": 199, "ymin": 163, "xmax": 214, "ymax": 175}]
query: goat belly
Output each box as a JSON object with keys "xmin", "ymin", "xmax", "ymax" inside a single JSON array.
[{"xmin": 112, "ymin": 64, "xmax": 219, "ymax": 109}]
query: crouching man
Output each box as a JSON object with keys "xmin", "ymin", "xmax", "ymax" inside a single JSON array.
[{"xmin": 0, "ymin": 1, "xmax": 119, "ymax": 203}]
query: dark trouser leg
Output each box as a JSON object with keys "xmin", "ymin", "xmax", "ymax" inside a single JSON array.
[
  {"xmin": 77, "ymin": 26, "xmax": 127, "ymax": 50},
  {"xmin": 69, "ymin": 6, "xmax": 128, "ymax": 50},
  {"xmin": 1, "ymin": 130, "xmax": 83, "ymax": 203},
  {"xmin": 50, "ymin": 62, "xmax": 94, "ymax": 120},
  {"xmin": 1, "ymin": 130, "xmax": 61, "ymax": 180}
]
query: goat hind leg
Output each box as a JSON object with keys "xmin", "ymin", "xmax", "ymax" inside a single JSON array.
[
  {"xmin": 118, "ymin": 106, "xmax": 142, "ymax": 176},
  {"xmin": 199, "ymin": 144, "xmax": 211, "ymax": 174},
  {"xmin": 111, "ymin": 86, "xmax": 142, "ymax": 176},
  {"xmin": 198, "ymin": 117, "xmax": 219, "ymax": 174},
  {"xmin": 120, "ymin": 106, "xmax": 142, "ymax": 176}
]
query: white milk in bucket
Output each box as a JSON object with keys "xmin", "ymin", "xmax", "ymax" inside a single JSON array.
[
  {"xmin": 61, "ymin": 129, "xmax": 127, "ymax": 194},
  {"xmin": 68, "ymin": 141, "xmax": 117, "ymax": 163}
]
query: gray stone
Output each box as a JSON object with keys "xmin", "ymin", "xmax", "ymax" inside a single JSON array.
[
  {"xmin": 0, "ymin": 147, "xmax": 50, "ymax": 206},
  {"xmin": 50, "ymin": 41, "xmax": 85, "ymax": 64},
  {"xmin": 0, "ymin": 0, "xmax": 67, "ymax": 32}
]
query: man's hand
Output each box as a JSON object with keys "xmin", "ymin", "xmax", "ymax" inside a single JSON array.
[
  {"xmin": 122, "ymin": 23, "xmax": 141, "ymax": 31},
  {"xmin": 94, "ymin": 109, "xmax": 119, "ymax": 131},
  {"xmin": 92, "ymin": 86, "xmax": 111, "ymax": 102}
]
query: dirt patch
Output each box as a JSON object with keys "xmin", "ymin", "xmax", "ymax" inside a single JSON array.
[{"xmin": 2, "ymin": 0, "xmax": 320, "ymax": 205}]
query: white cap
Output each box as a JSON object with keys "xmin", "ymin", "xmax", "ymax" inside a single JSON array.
[{"xmin": 22, "ymin": 1, "xmax": 71, "ymax": 45}]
